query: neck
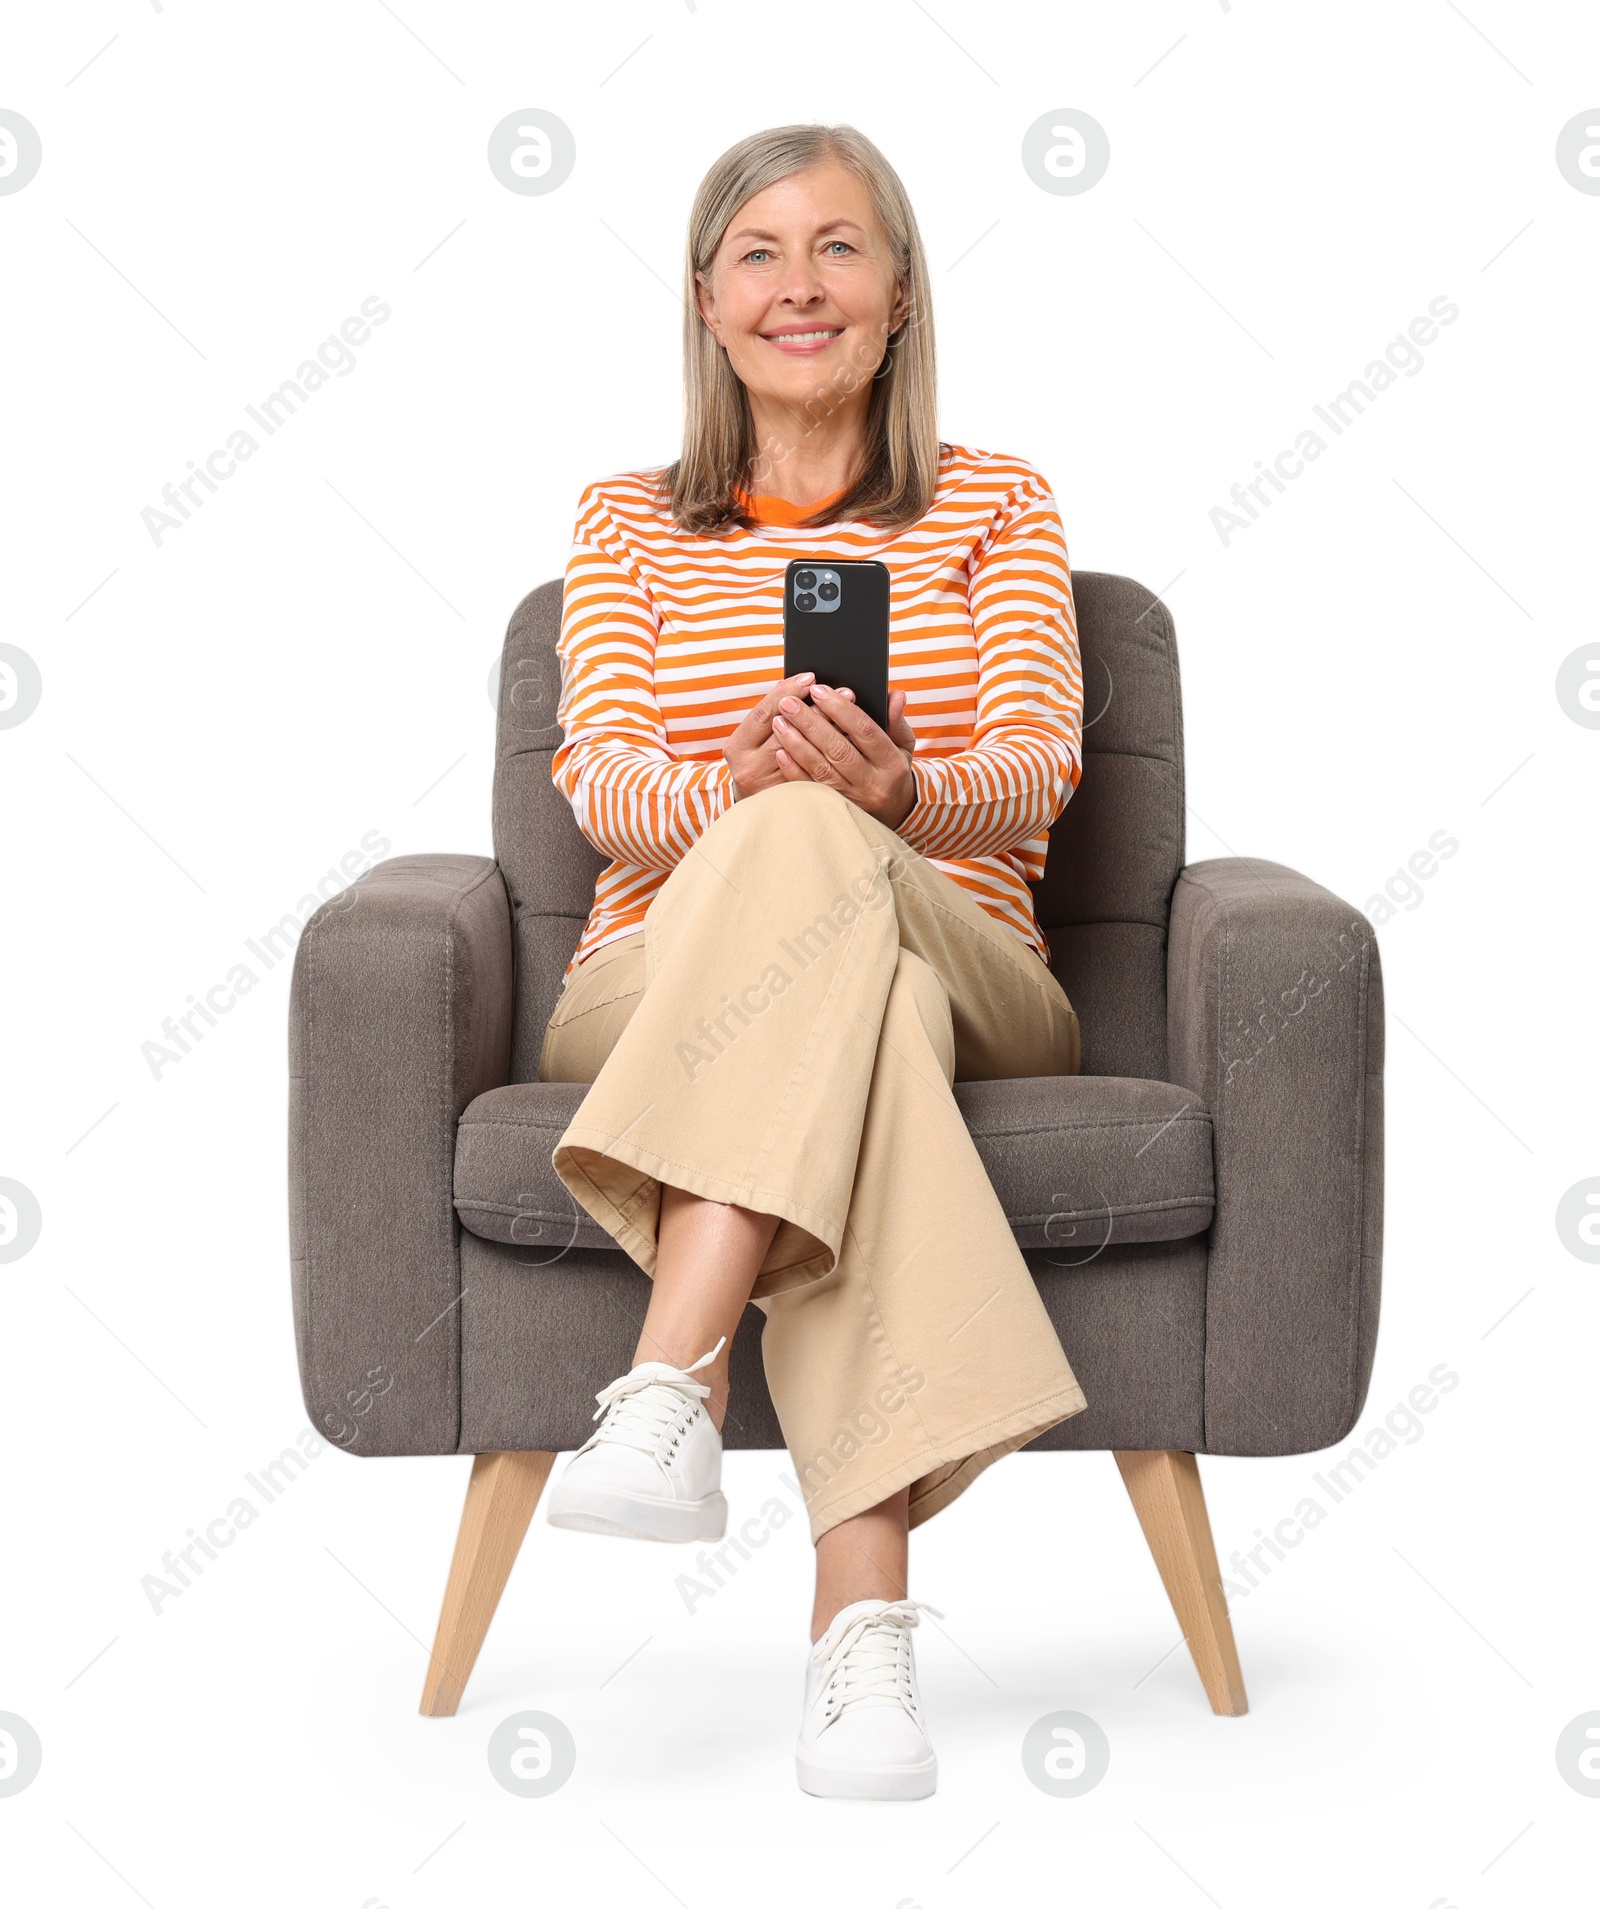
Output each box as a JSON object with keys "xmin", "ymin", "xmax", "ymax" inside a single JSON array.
[{"xmin": 744, "ymin": 385, "xmax": 871, "ymax": 507}]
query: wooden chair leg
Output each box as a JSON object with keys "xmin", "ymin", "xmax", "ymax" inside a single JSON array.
[
  {"xmin": 420, "ymin": 1450, "xmax": 555, "ymax": 1718},
  {"xmin": 1114, "ymin": 1449, "xmax": 1248, "ymax": 1717}
]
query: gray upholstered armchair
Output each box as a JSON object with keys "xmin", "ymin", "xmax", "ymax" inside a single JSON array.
[{"xmin": 288, "ymin": 573, "xmax": 1384, "ymax": 1719}]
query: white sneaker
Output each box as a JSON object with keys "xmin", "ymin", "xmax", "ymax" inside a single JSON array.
[
  {"xmin": 796, "ymin": 1598, "xmax": 939, "ymax": 1800},
  {"xmin": 545, "ymin": 1338, "xmax": 727, "ymax": 1544}
]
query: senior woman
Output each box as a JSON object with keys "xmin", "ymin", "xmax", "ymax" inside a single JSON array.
[{"xmin": 539, "ymin": 122, "xmax": 1087, "ymax": 1801}]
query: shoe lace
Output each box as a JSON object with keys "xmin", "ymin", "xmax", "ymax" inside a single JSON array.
[
  {"xmin": 580, "ymin": 1336, "xmax": 725, "ymax": 1469},
  {"xmin": 812, "ymin": 1600, "xmax": 942, "ymax": 1726}
]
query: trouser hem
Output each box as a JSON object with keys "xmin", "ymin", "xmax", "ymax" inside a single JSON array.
[
  {"xmin": 552, "ymin": 1131, "xmax": 836, "ymax": 1288},
  {"xmin": 802, "ymin": 1381, "xmax": 1089, "ymax": 1544}
]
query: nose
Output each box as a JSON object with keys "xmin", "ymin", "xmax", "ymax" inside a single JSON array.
[{"xmin": 774, "ymin": 257, "xmax": 826, "ymax": 310}]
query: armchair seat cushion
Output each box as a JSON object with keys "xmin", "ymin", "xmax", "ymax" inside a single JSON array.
[{"xmin": 453, "ymin": 1077, "xmax": 1215, "ymax": 1257}]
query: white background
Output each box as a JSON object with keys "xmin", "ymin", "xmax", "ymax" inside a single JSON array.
[{"xmin": 4, "ymin": 1, "xmax": 1597, "ymax": 1902}]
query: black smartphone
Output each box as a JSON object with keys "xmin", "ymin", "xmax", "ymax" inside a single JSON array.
[{"xmin": 782, "ymin": 558, "xmax": 891, "ymax": 733}]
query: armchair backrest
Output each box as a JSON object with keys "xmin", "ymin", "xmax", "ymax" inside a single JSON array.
[
  {"xmin": 492, "ymin": 572, "xmax": 1184, "ymax": 1083},
  {"xmin": 1033, "ymin": 574, "xmax": 1185, "ymax": 1079}
]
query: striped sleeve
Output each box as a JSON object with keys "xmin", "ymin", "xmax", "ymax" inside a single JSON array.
[
  {"xmin": 550, "ymin": 488, "xmax": 735, "ymax": 870},
  {"xmin": 896, "ymin": 471, "xmax": 1083, "ymax": 863}
]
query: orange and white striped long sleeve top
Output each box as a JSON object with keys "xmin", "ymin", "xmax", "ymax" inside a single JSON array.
[{"xmin": 552, "ymin": 442, "xmax": 1083, "ymax": 970}]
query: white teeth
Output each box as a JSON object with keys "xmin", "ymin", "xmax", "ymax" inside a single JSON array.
[{"xmin": 768, "ymin": 330, "xmax": 839, "ymax": 342}]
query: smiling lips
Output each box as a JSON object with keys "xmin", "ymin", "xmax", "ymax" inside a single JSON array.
[{"xmin": 761, "ymin": 326, "xmax": 843, "ymax": 354}]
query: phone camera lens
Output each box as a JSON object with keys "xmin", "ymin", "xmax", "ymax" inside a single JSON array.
[
  {"xmin": 795, "ymin": 591, "xmax": 817, "ymax": 612},
  {"xmin": 794, "ymin": 569, "xmax": 817, "ymax": 590},
  {"xmin": 817, "ymin": 578, "xmax": 839, "ymax": 601}
]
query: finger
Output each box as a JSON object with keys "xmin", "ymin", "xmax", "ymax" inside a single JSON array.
[
  {"xmin": 765, "ymin": 671, "xmax": 818, "ymax": 713},
  {"xmin": 747, "ymin": 672, "xmax": 816, "ymax": 736},
  {"xmin": 809, "ymin": 682, "xmax": 896, "ymax": 765},
  {"xmin": 776, "ymin": 692, "xmax": 860, "ymax": 772},
  {"xmin": 726, "ymin": 720, "xmax": 789, "ymax": 787},
  {"xmin": 772, "ymin": 708, "xmax": 845, "ymax": 784},
  {"xmin": 740, "ymin": 730, "xmax": 790, "ymax": 783},
  {"xmin": 753, "ymin": 732, "xmax": 787, "ymax": 772},
  {"xmin": 888, "ymin": 690, "xmax": 917, "ymax": 754}
]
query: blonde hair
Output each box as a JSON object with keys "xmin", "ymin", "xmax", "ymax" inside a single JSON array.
[{"xmin": 657, "ymin": 123, "xmax": 940, "ymax": 536}]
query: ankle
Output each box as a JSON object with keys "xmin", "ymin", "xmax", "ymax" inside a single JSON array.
[
  {"xmin": 811, "ymin": 1589, "xmax": 901, "ymax": 1644},
  {"xmin": 621, "ymin": 1337, "xmax": 729, "ymax": 1432}
]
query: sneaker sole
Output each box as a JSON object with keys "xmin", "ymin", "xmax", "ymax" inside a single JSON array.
[
  {"xmin": 545, "ymin": 1484, "xmax": 727, "ymax": 1544},
  {"xmin": 795, "ymin": 1750, "xmax": 937, "ymax": 1801}
]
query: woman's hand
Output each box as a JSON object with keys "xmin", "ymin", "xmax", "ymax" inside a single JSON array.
[
  {"xmin": 772, "ymin": 684, "xmax": 918, "ymax": 829},
  {"xmin": 724, "ymin": 671, "xmax": 818, "ymax": 801}
]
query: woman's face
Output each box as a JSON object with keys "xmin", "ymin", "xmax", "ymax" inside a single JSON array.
[{"xmin": 696, "ymin": 161, "xmax": 909, "ymax": 415}]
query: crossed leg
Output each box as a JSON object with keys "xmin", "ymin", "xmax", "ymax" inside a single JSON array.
[{"xmin": 641, "ymin": 1184, "xmax": 908, "ymax": 1640}]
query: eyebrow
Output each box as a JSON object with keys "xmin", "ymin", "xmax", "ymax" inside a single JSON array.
[{"xmin": 725, "ymin": 218, "xmax": 868, "ymax": 245}]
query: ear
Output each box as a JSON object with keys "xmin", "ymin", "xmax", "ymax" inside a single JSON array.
[
  {"xmin": 693, "ymin": 269, "xmax": 723, "ymax": 346},
  {"xmin": 889, "ymin": 277, "xmax": 913, "ymax": 335}
]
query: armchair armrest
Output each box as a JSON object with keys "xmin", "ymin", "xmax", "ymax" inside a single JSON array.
[
  {"xmin": 289, "ymin": 853, "xmax": 513, "ymax": 1456},
  {"xmin": 1167, "ymin": 857, "xmax": 1384, "ymax": 1454}
]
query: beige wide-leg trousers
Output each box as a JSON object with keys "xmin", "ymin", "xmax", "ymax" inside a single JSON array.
[{"xmin": 542, "ymin": 781, "xmax": 1088, "ymax": 1542}]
